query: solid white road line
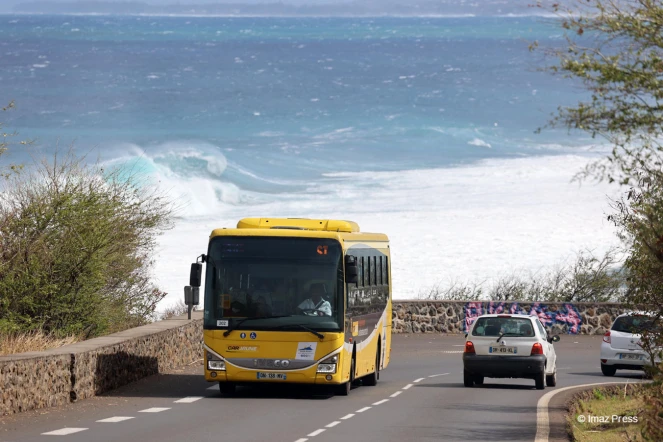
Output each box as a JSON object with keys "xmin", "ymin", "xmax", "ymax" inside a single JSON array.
[
  {"xmin": 139, "ymin": 407, "xmax": 171, "ymax": 413},
  {"xmin": 96, "ymin": 416, "xmax": 134, "ymax": 423},
  {"xmin": 413, "ymin": 378, "xmax": 425, "ymax": 383},
  {"xmin": 340, "ymin": 413, "xmax": 355, "ymax": 420},
  {"xmin": 174, "ymin": 396, "xmax": 204, "ymax": 403},
  {"xmin": 307, "ymin": 429, "xmax": 326, "ymax": 437},
  {"xmin": 534, "ymin": 381, "xmax": 643, "ymax": 442},
  {"xmin": 390, "ymin": 391, "xmax": 402, "ymax": 398},
  {"xmin": 356, "ymin": 406, "xmax": 372, "ymax": 413},
  {"xmin": 403, "ymin": 383, "xmax": 413, "ymax": 390},
  {"xmin": 373, "ymin": 399, "xmax": 389, "ymax": 405},
  {"xmin": 325, "ymin": 421, "xmax": 341, "ymax": 428},
  {"xmin": 42, "ymin": 428, "xmax": 88, "ymax": 436}
]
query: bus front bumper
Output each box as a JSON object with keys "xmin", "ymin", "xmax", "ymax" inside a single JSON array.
[{"xmin": 205, "ymin": 362, "xmax": 348, "ymax": 385}]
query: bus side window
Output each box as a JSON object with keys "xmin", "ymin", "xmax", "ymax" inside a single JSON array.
[
  {"xmin": 383, "ymin": 256, "xmax": 389, "ymax": 285},
  {"xmin": 364, "ymin": 256, "xmax": 370, "ymax": 287},
  {"xmin": 359, "ymin": 256, "xmax": 364, "ymax": 287},
  {"xmin": 377, "ymin": 256, "xmax": 382, "ymax": 285},
  {"xmin": 371, "ymin": 256, "xmax": 377, "ymax": 287}
]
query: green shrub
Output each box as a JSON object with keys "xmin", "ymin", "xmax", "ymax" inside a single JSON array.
[{"xmin": 0, "ymin": 148, "xmax": 175, "ymax": 337}]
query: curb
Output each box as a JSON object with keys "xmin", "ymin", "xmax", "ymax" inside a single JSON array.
[{"xmin": 534, "ymin": 381, "xmax": 645, "ymax": 442}]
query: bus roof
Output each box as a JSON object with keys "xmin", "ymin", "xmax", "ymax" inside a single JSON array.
[{"xmin": 209, "ymin": 217, "xmax": 389, "ymax": 242}]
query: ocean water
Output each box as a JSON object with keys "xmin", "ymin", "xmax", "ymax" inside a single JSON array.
[{"xmin": 0, "ymin": 13, "xmax": 622, "ymax": 308}]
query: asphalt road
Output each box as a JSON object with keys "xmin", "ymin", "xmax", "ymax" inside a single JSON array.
[{"xmin": 0, "ymin": 334, "xmax": 647, "ymax": 442}]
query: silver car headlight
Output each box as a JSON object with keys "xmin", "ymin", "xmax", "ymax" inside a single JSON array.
[
  {"xmin": 207, "ymin": 351, "xmax": 226, "ymax": 371},
  {"xmin": 317, "ymin": 354, "xmax": 338, "ymax": 374}
]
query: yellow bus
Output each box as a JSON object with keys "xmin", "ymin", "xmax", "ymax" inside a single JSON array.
[{"xmin": 186, "ymin": 217, "xmax": 392, "ymax": 396}]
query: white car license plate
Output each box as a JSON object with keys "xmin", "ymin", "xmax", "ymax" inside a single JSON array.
[
  {"xmin": 257, "ymin": 372, "xmax": 287, "ymax": 380},
  {"xmin": 489, "ymin": 346, "xmax": 517, "ymax": 354},
  {"xmin": 620, "ymin": 353, "xmax": 643, "ymax": 360}
]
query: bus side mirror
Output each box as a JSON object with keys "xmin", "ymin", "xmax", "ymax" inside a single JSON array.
[
  {"xmin": 345, "ymin": 255, "xmax": 358, "ymax": 284},
  {"xmin": 184, "ymin": 286, "xmax": 200, "ymax": 306},
  {"xmin": 190, "ymin": 262, "xmax": 202, "ymax": 287}
]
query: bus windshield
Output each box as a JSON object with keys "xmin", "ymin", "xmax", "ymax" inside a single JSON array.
[{"xmin": 203, "ymin": 236, "xmax": 344, "ymax": 332}]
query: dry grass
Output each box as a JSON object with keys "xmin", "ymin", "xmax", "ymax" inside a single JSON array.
[
  {"xmin": 0, "ymin": 331, "xmax": 80, "ymax": 356},
  {"xmin": 569, "ymin": 385, "xmax": 646, "ymax": 442}
]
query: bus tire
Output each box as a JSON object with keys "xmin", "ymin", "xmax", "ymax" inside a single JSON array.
[
  {"xmin": 363, "ymin": 346, "xmax": 380, "ymax": 386},
  {"xmin": 219, "ymin": 382, "xmax": 236, "ymax": 396},
  {"xmin": 335, "ymin": 358, "xmax": 354, "ymax": 396},
  {"xmin": 335, "ymin": 381, "xmax": 351, "ymax": 396}
]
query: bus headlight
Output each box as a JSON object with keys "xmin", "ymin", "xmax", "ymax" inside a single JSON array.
[
  {"xmin": 317, "ymin": 354, "xmax": 338, "ymax": 374},
  {"xmin": 207, "ymin": 351, "xmax": 226, "ymax": 371}
]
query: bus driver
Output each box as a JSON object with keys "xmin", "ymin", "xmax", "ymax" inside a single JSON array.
[{"xmin": 297, "ymin": 283, "xmax": 332, "ymax": 316}]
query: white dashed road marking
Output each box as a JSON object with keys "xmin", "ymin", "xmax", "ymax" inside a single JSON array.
[
  {"xmin": 139, "ymin": 407, "xmax": 170, "ymax": 413},
  {"xmin": 428, "ymin": 373, "xmax": 450, "ymax": 378},
  {"xmin": 174, "ymin": 396, "xmax": 204, "ymax": 403},
  {"xmin": 294, "ymin": 374, "xmax": 442, "ymax": 442},
  {"xmin": 441, "ymin": 351, "xmax": 463, "ymax": 354},
  {"xmin": 96, "ymin": 416, "xmax": 134, "ymax": 423},
  {"xmin": 42, "ymin": 428, "xmax": 88, "ymax": 436},
  {"xmin": 207, "ymin": 384, "xmax": 219, "ymax": 390}
]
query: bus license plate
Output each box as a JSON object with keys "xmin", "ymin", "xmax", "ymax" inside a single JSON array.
[{"xmin": 257, "ymin": 372, "xmax": 287, "ymax": 380}]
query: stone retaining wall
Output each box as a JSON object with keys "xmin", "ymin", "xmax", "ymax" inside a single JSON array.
[
  {"xmin": 392, "ymin": 300, "xmax": 629, "ymax": 335},
  {"xmin": 0, "ymin": 312, "xmax": 203, "ymax": 417}
]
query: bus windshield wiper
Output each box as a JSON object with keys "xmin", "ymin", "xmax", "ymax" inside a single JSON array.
[
  {"xmin": 222, "ymin": 315, "xmax": 292, "ymax": 337},
  {"xmin": 274, "ymin": 323, "xmax": 325, "ymax": 340}
]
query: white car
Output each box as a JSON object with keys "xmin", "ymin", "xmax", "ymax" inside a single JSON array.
[
  {"xmin": 600, "ymin": 312, "xmax": 662, "ymax": 376},
  {"xmin": 463, "ymin": 313, "xmax": 560, "ymax": 389}
]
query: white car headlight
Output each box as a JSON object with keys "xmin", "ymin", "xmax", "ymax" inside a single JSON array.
[
  {"xmin": 207, "ymin": 351, "xmax": 226, "ymax": 371},
  {"xmin": 317, "ymin": 354, "xmax": 338, "ymax": 373}
]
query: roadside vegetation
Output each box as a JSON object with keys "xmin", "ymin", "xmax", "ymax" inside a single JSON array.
[
  {"xmin": 532, "ymin": 0, "xmax": 663, "ymax": 438},
  {"xmin": 568, "ymin": 383, "xmax": 646, "ymax": 442},
  {"xmin": 0, "ymin": 101, "xmax": 177, "ymax": 355},
  {"xmin": 421, "ymin": 247, "xmax": 626, "ymax": 303}
]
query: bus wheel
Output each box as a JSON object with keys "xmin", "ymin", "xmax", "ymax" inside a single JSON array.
[
  {"xmin": 335, "ymin": 357, "xmax": 355, "ymax": 396},
  {"xmin": 219, "ymin": 382, "xmax": 236, "ymax": 396},
  {"xmin": 363, "ymin": 348, "xmax": 379, "ymax": 386},
  {"xmin": 335, "ymin": 380, "xmax": 351, "ymax": 396}
]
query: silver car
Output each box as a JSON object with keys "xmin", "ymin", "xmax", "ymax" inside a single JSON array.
[{"xmin": 600, "ymin": 312, "xmax": 662, "ymax": 376}]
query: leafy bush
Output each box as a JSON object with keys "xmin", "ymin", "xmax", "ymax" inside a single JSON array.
[{"xmin": 0, "ymin": 148, "xmax": 175, "ymax": 337}]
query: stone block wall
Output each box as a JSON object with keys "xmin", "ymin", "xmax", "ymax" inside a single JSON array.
[
  {"xmin": 0, "ymin": 354, "xmax": 71, "ymax": 416},
  {"xmin": 0, "ymin": 313, "xmax": 203, "ymax": 416},
  {"xmin": 392, "ymin": 300, "xmax": 629, "ymax": 335}
]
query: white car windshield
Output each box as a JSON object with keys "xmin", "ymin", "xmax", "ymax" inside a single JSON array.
[{"xmin": 472, "ymin": 317, "xmax": 535, "ymax": 337}]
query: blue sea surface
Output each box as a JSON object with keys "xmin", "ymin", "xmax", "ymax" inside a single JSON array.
[
  {"xmin": 1, "ymin": 14, "xmax": 595, "ymax": 191},
  {"xmin": 0, "ymin": 13, "xmax": 622, "ymax": 302}
]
